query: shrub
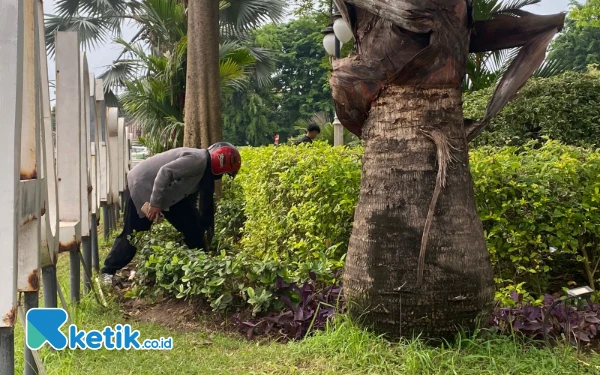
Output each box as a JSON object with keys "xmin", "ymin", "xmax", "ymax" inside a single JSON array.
[
  {"xmin": 463, "ymin": 71, "xmax": 600, "ymax": 148},
  {"xmin": 131, "ymin": 223, "xmax": 280, "ymax": 313},
  {"xmin": 470, "ymin": 140, "xmax": 600, "ymax": 295},
  {"xmin": 132, "ymin": 140, "xmax": 600, "ymax": 314},
  {"xmin": 131, "ymin": 142, "xmax": 361, "ymax": 315},
  {"xmin": 234, "ymin": 272, "xmax": 345, "ymax": 342},
  {"xmin": 236, "ymin": 142, "xmax": 362, "ymax": 283}
]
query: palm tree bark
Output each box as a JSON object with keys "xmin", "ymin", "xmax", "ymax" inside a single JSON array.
[
  {"xmin": 344, "ymin": 85, "xmax": 494, "ymax": 340},
  {"xmin": 183, "ymin": 0, "xmax": 222, "ymax": 149},
  {"xmin": 332, "ymin": 0, "xmax": 564, "ymax": 340}
]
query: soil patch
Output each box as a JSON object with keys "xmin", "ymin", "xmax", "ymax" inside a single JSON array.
[
  {"xmin": 120, "ymin": 297, "xmax": 204, "ymax": 331},
  {"xmin": 108, "ymin": 263, "xmax": 245, "ymax": 335}
]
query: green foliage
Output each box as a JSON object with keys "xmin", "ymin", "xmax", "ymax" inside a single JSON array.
[
  {"xmin": 570, "ymin": 0, "xmax": 600, "ymax": 27},
  {"xmin": 236, "ymin": 142, "xmax": 362, "ymax": 283},
  {"xmin": 463, "ymin": 71, "xmax": 600, "ymax": 147},
  {"xmin": 221, "ymin": 13, "xmax": 338, "ymax": 145},
  {"xmin": 471, "ymin": 140, "xmax": 600, "ymax": 294},
  {"xmin": 221, "ymin": 86, "xmax": 279, "ymax": 146},
  {"xmin": 133, "ymin": 140, "xmax": 600, "ymax": 310},
  {"xmin": 252, "ymin": 15, "xmax": 337, "ymax": 140},
  {"xmin": 290, "ymin": 0, "xmax": 330, "ymax": 16},
  {"xmin": 548, "ymin": 11, "xmax": 600, "ymax": 73},
  {"xmin": 131, "ymin": 222, "xmax": 279, "ymax": 314},
  {"xmin": 494, "ymin": 281, "xmax": 544, "ymax": 307}
]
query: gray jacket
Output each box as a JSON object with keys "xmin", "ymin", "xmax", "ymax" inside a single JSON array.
[{"xmin": 127, "ymin": 147, "xmax": 210, "ymax": 218}]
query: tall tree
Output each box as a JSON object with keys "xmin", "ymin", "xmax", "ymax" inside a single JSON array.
[
  {"xmin": 330, "ymin": 0, "xmax": 564, "ymax": 339},
  {"xmin": 254, "ymin": 16, "xmax": 337, "ymax": 140},
  {"xmin": 548, "ymin": 5, "xmax": 600, "ymax": 72},
  {"xmin": 571, "ymin": 0, "xmax": 600, "ymax": 27},
  {"xmin": 45, "ymin": 0, "xmax": 285, "ymax": 119},
  {"xmin": 183, "ymin": 0, "xmax": 222, "ymax": 149}
]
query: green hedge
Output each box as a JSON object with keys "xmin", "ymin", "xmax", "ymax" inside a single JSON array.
[
  {"xmin": 236, "ymin": 143, "xmax": 362, "ymax": 276},
  {"xmin": 132, "ymin": 140, "xmax": 600, "ymax": 311},
  {"xmin": 470, "ymin": 141, "xmax": 600, "ymax": 304},
  {"xmin": 463, "ymin": 71, "xmax": 600, "ymax": 148}
]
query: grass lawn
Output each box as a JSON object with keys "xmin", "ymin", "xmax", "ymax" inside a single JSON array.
[{"xmin": 11, "ymin": 222, "xmax": 600, "ymax": 374}]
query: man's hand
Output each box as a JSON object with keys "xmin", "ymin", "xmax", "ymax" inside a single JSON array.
[{"xmin": 147, "ymin": 206, "xmax": 162, "ymax": 222}]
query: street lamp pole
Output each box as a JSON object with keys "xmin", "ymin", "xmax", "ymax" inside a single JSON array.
[
  {"xmin": 332, "ymin": 6, "xmax": 343, "ymax": 147},
  {"xmin": 322, "ymin": 3, "xmax": 353, "ymax": 147}
]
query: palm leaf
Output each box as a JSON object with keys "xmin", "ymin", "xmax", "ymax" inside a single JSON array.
[
  {"xmin": 45, "ymin": 15, "xmax": 117, "ymax": 56},
  {"xmin": 533, "ymin": 56, "xmax": 569, "ymax": 78},
  {"xmin": 220, "ymin": 58, "xmax": 251, "ymax": 92},
  {"xmin": 53, "ymin": 0, "xmax": 137, "ymax": 18},
  {"xmin": 219, "ymin": 0, "xmax": 285, "ymax": 36}
]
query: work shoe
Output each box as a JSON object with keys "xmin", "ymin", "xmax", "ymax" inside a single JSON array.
[{"xmin": 99, "ymin": 273, "xmax": 114, "ymax": 288}]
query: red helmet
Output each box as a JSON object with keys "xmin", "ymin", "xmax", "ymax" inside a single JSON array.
[{"xmin": 208, "ymin": 142, "xmax": 241, "ymax": 178}]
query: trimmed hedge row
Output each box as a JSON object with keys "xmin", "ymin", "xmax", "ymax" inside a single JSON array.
[
  {"xmin": 463, "ymin": 71, "xmax": 600, "ymax": 148},
  {"xmin": 133, "ymin": 140, "xmax": 600, "ymax": 311}
]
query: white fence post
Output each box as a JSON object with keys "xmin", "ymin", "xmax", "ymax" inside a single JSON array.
[
  {"xmin": 0, "ymin": 1, "xmax": 24, "ymax": 372},
  {"xmin": 55, "ymin": 30, "xmax": 82, "ymax": 305},
  {"xmin": 80, "ymin": 52, "xmax": 93, "ymax": 294},
  {"xmin": 123, "ymin": 123, "xmax": 130, "ymax": 204},
  {"xmin": 89, "ymin": 75, "xmax": 100, "ymax": 272},
  {"xmin": 19, "ymin": 2, "xmax": 43, "ymax": 373},
  {"xmin": 38, "ymin": 0, "xmax": 60, "ymax": 314},
  {"xmin": 118, "ymin": 117, "xmax": 125, "ymax": 209},
  {"xmin": 107, "ymin": 107, "xmax": 120, "ymax": 226},
  {"xmin": 96, "ymin": 81, "xmax": 112, "ymax": 240}
]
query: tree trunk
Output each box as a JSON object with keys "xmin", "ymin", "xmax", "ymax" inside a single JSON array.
[
  {"xmin": 330, "ymin": 1, "xmax": 495, "ymax": 341},
  {"xmin": 331, "ymin": 0, "xmax": 563, "ymax": 340},
  {"xmin": 183, "ymin": 0, "xmax": 222, "ymax": 149},
  {"xmin": 342, "ymin": 85, "xmax": 495, "ymax": 340}
]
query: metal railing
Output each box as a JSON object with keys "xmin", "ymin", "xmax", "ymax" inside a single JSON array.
[{"xmin": 0, "ymin": 1, "xmax": 131, "ymax": 374}]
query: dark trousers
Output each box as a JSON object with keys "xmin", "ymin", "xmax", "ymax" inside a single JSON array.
[{"xmin": 101, "ymin": 193, "xmax": 206, "ymax": 275}]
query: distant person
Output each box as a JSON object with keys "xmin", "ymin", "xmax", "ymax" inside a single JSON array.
[
  {"xmin": 295, "ymin": 123, "xmax": 321, "ymax": 145},
  {"xmin": 99, "ymin": 142, "xmax": 241, "ymax": 288}
]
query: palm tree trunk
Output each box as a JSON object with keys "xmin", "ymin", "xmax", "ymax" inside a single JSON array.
[
  {"xmin": 330, "ymin": 0, "xmax": 497, "ymax": 341},
  {"xmin": 342, "ymin": 84, "xmax": 495, "ymax": 340},
  {"xmin": 332, "ymin": 0, "xmax": 562, "ymax": 341},
  {"xmin": 183, "ymin": 0, "xmax": 222, "ymax": 149}
]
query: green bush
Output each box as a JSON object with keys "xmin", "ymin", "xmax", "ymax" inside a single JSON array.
[
  {"xmin": 132, "ymin": 140, "xmax": 600, "ymax": 311},
  {"xmin": 463, "ymin": 71, "xmax": 600, "ymax": 147},
  {"xmin": 470, "ymin": 140, "xmax": 600, "ymax": 295},
  {"xmin": 236, "ymin": 142, "xmax": 362, "ymax": 281}
]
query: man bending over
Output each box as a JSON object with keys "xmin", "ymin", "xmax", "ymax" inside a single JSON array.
[{"xmin": 99, "ymin": 142, "xmax": 241, "ymax": 287}]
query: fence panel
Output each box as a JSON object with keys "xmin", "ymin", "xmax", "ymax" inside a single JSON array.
[
  {"xmin": 19, "ymin": 1, "xmax": 43, "ymax": 373},
  {"xmin": 55, "ymin": 31, "xmax": 83, "ymax": 307},
  {"xmin": 88, "ymin": 75, "xmax": 100, "ymax": 272},
  {"xmin": 0, "ymin": 3, "xmax": 129, "ymax": 372},
  {"xmin": 118, "ymin": 117, "xmax": 125, "ymax": 205},
  {"xmin": 79, "ymin": 53, "xmax": 93, "ymax": 294},
  {"xmin": 0, "ymin": 0, "xmax": 24, "ymax": 373}
]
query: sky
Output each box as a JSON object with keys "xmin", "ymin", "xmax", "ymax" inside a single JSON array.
[{"xmin": 43, "ymin": 0, "xmax": 575, "ymax": 102}]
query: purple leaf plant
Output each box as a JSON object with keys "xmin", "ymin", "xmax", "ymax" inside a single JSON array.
[
  {"xmin": 490, "ymin": 291, "xmax": 600, "ymax": 345},
  {"xmin": 234, "ymin": 271, "xmax": 346, "ymax": 342}
]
